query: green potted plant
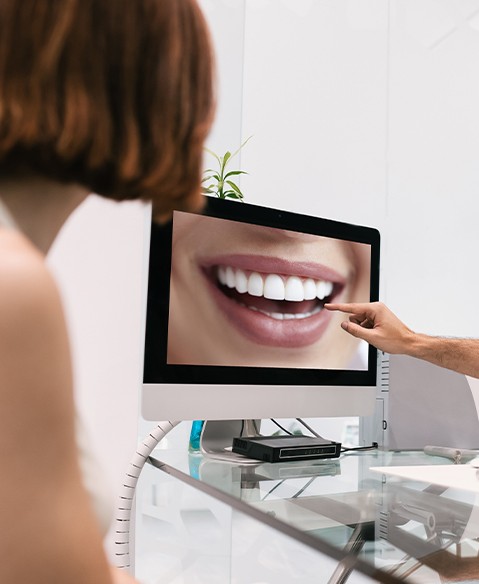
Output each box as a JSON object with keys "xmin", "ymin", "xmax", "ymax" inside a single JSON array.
[{"xmin": 202, "ymin": 136, "xmax": 251, "ymax": 201}]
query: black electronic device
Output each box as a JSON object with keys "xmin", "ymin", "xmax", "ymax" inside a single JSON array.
[{"xmin": 232, "ymin": 435, "xmax": 341, "ymax": 463}]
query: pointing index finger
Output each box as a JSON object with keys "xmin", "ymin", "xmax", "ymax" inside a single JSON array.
[{"xmin": 324, "ymin": 302, "xmax": 369, "ymax": 315}]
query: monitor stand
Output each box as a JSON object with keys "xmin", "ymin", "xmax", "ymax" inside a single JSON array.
[{"xmin": 200, "ymin": 419, "xmax": 262, "ymax": 464}]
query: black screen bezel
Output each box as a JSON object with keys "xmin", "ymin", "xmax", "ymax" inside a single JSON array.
[{"xmin": 143, "ymin": 196, "xmax": 380, "ymax": 386}]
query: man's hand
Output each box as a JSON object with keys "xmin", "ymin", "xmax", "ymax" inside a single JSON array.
[
  {"xmin": 324, "ymin": 302, "xmax": 415, "ymax": 355},
  {"xmin": 326, "ymin": 301, "xmax": 479, "ymax": 378}
]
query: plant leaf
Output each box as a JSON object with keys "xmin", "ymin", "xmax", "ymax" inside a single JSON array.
[
  {"xmin": 224, "ymin": 170, "xmax": 248, "ymax": 179},
  {"xmin": 220, "ymin": 151, "xmax": 232, "ymax": 176},
  {"xmin": 223, "ymin": 191, "xmax": 244, "ymax": 201},
  {"xmin": 203, "ymin": 138, "xmax": 251, "ymax": 201},
  {"xmin": 230, "ymin": 135, "xmax": 253, "ymax": 159},
  {"xmin": 226, "ymin": 181, "xmax": 243, "ymax": 196},
  {"xmin": 202, "ymin": 172, "xmax": 220, "ymax": 182},
  {"xmin": 204, "ymin": 147, "xmax": 221, "ymax": 166}
]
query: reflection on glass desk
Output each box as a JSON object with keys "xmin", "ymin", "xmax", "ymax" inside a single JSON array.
[{"xmin": 135, "ymin": 450, "xmax": 479, "ymax": 583}]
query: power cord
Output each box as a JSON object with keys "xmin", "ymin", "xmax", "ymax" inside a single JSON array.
[
  {"xmin": 296, "ymin": 418, "xmax": 378, "ymax": 452},
  {"xmin": 272, "ymin": 418, "xmax": 378, "ymax": 453},
  {"xmin": 295, "ymin": 418, "xmax": 324, "ymax": 438},
  {"xmin": 341, "ymin": 442, "xmax": 379, "ymax": 453},
  {"xmin": 269, "ymin": 418, "xmax": 293, "ymax": 435},
  {"xmin": 269, "ymin": 418, "xmax": 324, "ymax": 438},
  {"xmin": 114, "ymin": 420, "xmax": 179, "ymax": 571}
]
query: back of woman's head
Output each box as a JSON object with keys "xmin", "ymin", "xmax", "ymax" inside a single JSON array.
[{"xmin": 0, "ymin": 0, "xmax": 214, "ymax": 215}]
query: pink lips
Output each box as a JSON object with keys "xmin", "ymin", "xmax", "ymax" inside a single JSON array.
[{"xmin": 200, "ymin": 254, "xmax": 346, "ymax": 348}]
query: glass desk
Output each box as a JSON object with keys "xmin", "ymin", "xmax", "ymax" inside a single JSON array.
[{"xmin": 134, "ymin": 449, "xmax": 479, "ymax": 583}]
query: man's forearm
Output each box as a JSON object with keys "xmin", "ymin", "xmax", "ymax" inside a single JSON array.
[{"xmin": 406, "ymin": 334, "xmax": 479, "ymax": 378}]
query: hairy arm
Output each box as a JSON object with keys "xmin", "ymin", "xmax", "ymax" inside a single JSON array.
[
  {"xmin": 0, "ymin": 234, "xmax": 125, "ymax": 583},
  {"xmin": 325, "ymin": 301, "xmax": 479, "ymax": 378},
  {"xmin": 404, "ymin": 334, "xmax": 479, "ymax": 378}
]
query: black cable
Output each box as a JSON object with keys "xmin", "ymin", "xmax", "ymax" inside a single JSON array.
[
  {"xmin": 295, "ymin": 418, "xmax": 322, "ymax": 438},
  {"xmin": 269, "ymin": 418, "xmax": 293, "ymax": 435},
  {"xmin": 341, "ymin": 442, "xmax": 378, "ymax": 453},
  {"xmin": 291, "ymin": 476, "xmax": 317, "ymax": 498},
  {"xmin": 260, "ymin": 479, "xmax": 286, "ymax": 501}
]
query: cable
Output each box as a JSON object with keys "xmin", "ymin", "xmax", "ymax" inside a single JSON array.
[
  {"xmin": 294, "ymin": 419, "xmax": 378, "ymax": 453},
  {"xmin": 114, "ymin": 420, "xmax": 179, "ymax": 571},
  {"xmin": 295, "ymin": 418, "xmax": 322, "ymax": 438},
  {"xmin": 260, "ymin": 479, "xmax": 286, "ymax": 501},
  {"xmin": 341, "ymin": 442, "xmax": 378, "ymax": 453},
  {"xmin": 269, "ymin": 418, "xmax": 293, "ymax": 435},
  {"xmin": 291, "ymin": 476, "xmax": 318, "ymax": 499}
]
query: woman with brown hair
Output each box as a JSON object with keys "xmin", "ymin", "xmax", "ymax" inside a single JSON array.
[{"xmin": 0, "ymin": 1, "xmax": 214, "ymax": 582}]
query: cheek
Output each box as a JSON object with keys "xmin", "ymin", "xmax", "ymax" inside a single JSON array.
[{"xmin": 350, "ymin": 246, "xmax": 371, "ymax": 295}]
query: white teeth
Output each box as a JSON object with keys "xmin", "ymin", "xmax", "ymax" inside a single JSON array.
[
  {"xmin": 271, "ymin": 312, "xmax": 284, "ymax": 319},
  {"xmin": 248, "ymin": 272, "xmax": 263, "ymax": 297},
  {"xmin": 225, "ymin": 266, "xmax": 236, "ymax": 288},
  {"xmin": 217, "ymin": 266, "xmax": 335, "ymax": 303},
  {"xmin": 240, "ymin": 303, "xmax": 324, "ymax": 320},
  {"xmin": 284, "ymin": 276, "xmax": 304, "ymax": 301},
  {"xmin": 235, "ymin": 269, "xmax": 248, "ymax": 293},
  {"xmin": 316, "ymin": 280, "xmax": 333, "ymax": 300},
  {"xmin": 264, "ymin": 274, "xmax": 285, "ymax": 300},
  {"xmin": 283, "ymin": 313, "xmax": 296, "ymax": 320},
  {"xmin": 218, "ymin": 266, "xmax": 227, "ymax": 286},
  {"xmin": 303, "ymin": 278, "xmax": 317, "ymax": 300}
]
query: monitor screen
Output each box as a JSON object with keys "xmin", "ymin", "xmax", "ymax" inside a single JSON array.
[{"xmin": 141, "ymin": 196, "xmax": 380, "ymax": 421}]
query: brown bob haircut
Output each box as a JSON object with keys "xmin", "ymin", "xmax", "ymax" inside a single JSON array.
[{"xmin": 0, "ymin": 0, "xmax": 214, "ymax": 215}]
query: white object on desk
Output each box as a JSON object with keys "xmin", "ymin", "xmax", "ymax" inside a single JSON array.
[{"xmin": 423, "ymin": 445, "xmax": 478, "ymax": 463}]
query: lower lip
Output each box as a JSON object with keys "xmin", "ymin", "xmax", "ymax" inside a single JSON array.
[{"xmin": 205, "ymin": 279, "xmax": 334, "ymax": 348}]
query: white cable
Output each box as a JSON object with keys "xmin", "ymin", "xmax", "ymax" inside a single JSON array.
[{"xmin": 114, "ymin": 420, "xmax": 180, "ymax": 570}]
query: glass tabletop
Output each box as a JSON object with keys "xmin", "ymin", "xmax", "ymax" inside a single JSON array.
[{"xmin": 145, "ymin": 449, "xmax": 479, "ymax": 583}]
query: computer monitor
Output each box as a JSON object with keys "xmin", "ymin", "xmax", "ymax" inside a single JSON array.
[{"xmin": 141, "ymin": 196, "xmax": 380, "ymax": 425}]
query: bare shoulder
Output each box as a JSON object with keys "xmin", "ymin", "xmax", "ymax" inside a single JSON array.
[
  {"xmin": 0, "ymin": 235, "xmax": 112, "ymax": 582},
  {"xmin": 0, "ymin": 229, "xmax": 73, "ymax": 449},
  {"xmin": 0, "ymin": 229, "xmax": 54, "ymax": 284},
  {"xmin": 0, "ymin": 230, "xmax": 62, "ymax": 327}
]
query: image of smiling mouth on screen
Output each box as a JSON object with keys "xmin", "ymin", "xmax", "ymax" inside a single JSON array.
[{"xmin": 167, "ymin": 211, "xmax": 371, "ymax": 369}]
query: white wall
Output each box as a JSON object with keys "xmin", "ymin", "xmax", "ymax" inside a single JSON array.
[
  {"xmin": 240, "ymin": 0, "xmax": 388, "ymax": 231},
  {"xmin": 387, "ymin": 0, "xmax": 479, "ymax": 336},
  {"xmin": 47, "ymin": 0, "xmax": 479, "ymax": 560},
  {"xmin": 237, "ymin": 0, "xmax": 479, "ymax": 339},
  {"xmin": 48, "ymin": 196, "xmax": 147, "ymax": 558}
]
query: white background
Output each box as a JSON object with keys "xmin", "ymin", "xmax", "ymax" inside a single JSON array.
[{"xmin": 47, "ymin": 0, "xmax": 479, "ymax": 561}]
